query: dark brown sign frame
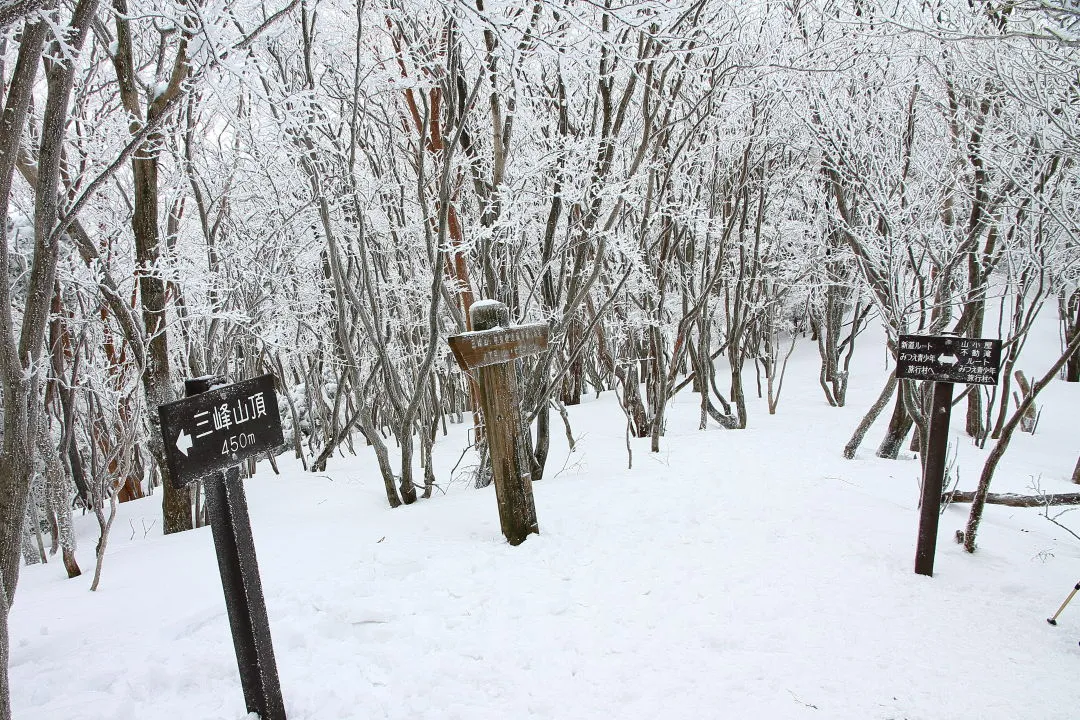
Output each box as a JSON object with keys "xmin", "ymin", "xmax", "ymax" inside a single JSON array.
[
  {"xmin": 896, "ymin": 334, "xmax": 1002, "ymax": 385},
  {"xmin": 158, "ymin": 374, "xmax": 284, "ymax": 489}
]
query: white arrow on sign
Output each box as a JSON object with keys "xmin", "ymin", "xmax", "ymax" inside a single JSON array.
[{"xmin": 175, "ymin": 429, "xmax": 193, "ymax": 456}]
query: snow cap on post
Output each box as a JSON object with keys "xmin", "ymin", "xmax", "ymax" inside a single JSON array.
[{"xmin": 471, "ymin": 299, "xmax": 510, "ymax": 331}]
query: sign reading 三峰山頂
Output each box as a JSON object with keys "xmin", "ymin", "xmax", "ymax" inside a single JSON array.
[
  {"xmin": 895, "ymin": 334, "xmax": 1002, "ymax": 386},
  {"xmin": 158, "ymin": 374, "xmax": 284, "ymax": 488}
]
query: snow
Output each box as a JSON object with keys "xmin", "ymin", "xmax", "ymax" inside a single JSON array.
[
  {"xmin": 9, "ymin": 322, "xmax": 1080, "ymax": 720},
  {"xmin": 469, "ymin": 299, "xmax": 508, "ymax": 327}
]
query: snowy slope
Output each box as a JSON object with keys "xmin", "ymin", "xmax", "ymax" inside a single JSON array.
[{"xmin": 10, "ymin": 323, "xmax": 1080, "ymax": 720}]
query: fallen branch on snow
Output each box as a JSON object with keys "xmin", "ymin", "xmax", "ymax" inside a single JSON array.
[{"xmin": 942, "ymin": 491, "xmax": 1080, "ymax": 508}]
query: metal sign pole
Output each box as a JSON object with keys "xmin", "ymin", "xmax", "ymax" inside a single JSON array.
[
  {"xmin": 183, "ymin": 377, "xmax": 286, "ymax": 720},
  {"xmin": 914, "ymin": 380, "xmax": 954, "ymax": 577}
]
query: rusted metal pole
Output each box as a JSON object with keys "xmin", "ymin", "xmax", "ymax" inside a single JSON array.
[
  {"xmin": 915, "ymin": 380, "xmax": 954, "ymax": 577},
  {"xmin": 470, "ymin": 301, "xmax": 540, "ymax": 545}
]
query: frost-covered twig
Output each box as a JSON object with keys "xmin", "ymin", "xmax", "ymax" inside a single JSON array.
[{"xmin": 1044, "ymin": 511, "xmax": 1080, "ymax": 544}]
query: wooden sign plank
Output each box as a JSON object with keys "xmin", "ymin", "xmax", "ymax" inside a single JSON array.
[{"xmin": 448, "ymin": 321, "xmax": 550, "ymax": 371}]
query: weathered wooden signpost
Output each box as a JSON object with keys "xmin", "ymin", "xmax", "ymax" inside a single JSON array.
[
  {"xmin": 448, "ymin": 300, "xmax": 549, "ymax": 545},
  {"xmin": 158, "ymin": 374, "xmax": 287, "ymax": 720},
  {"xmin": 895, "ymin": 334, "xmax": 1002, "ymax": 577}
]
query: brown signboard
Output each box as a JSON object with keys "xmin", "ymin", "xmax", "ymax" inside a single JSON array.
[
  {"xmin": 448, "ymin": 321, "xmax": 550, "ymax": 371},
  {"xmin": 448, "ymin": 302, "xmax": 545, "ymax": 545}
]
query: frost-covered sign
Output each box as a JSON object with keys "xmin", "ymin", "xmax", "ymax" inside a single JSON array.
[
  {"xmin": 448, "ymin": 321, "xmax": 550, "ymax": 371},
  {"xmin": 895, "ymin": 334, "xmax": 1002, "ymax": 385},
  {"xmin": 448, "ymin": 303, "xmax": 547, "ymax": 545},
  {"xmin": 158, "ymin": 374, "xmax": 284, "ymax": 488}
]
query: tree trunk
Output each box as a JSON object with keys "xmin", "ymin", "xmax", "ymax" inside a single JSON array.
[
  {"xmin": 728, "ymin": 347, "xmax": 748, "ymax": 429},
  {"xmin": 844, "ymin": 374, "xmax": 898, "ymax": 459},
  {"xmin": 0, "ymin": 15, "xmax": 47, "ymax": 617},
  {"xmin": 876, "ymin": 388, "xmax": 913, "ymax": 459},
  {"xmin": 0, "ymin": 6, "xmax": 97, "ymax": 718},
  {"xmin": 1011, "ymin": 370, "xmax": 1038, "ymax": 432},
  {"xmin": 134, "ymin": 145, "xmax": 191, "ymax": 533},
  {"xmin": 37, "ymin": 415, "xmax": 79, "ymax": 577},
  {"xmin": 560, "ymin": 319, "xmax": 583, "ymax": 406},
  {"xmin": 964, "ymin": 241, "xmax": 988, "ymax": 437},
  {"xmin": 1068, "ymin": 348, "xmax": 1080, "ymax": 383},
  {"xmin": 89, "ymin": 491, "xmax": 118, "ymax": 591},
  {"xmin": 111, "ymin": 0, "xmax": 192, "ymax": 532},
  {"xmin": 0, "ymin": 580, "xmax": 9, "ymax": 720},
  {"xmin": 356, "ymin": 408, "xmax": 402, "ymax": 509},
  {"xmin": 964, "ymin": 326, "xmax": 1080, "ymax": 552},
  {"xmin": 990, "ymin": 352, "xmax": 1015, "ymax": 440},
  {"xmin": 1063, "ymin": 289, "xmax": 1079, "ymax": 382},
  {"xmin": 594, "ymin": 317, "xmax": 648, "ymax": 438},
  {"xmin": 21, "ymin": 508, "xmax": 43, "ymax": 565},
  {"xmin": 1072, "ymin": 454, "xmax": 1080, "ymax": 485},
  {"xmin": 531, "ymin": 401, "xmax": 550, "ymax": 482},
  {"xmin": 649, "ymin": 326, "xmax": 668, "ymax": 452},
  {"xmin": 273, "ymin": 354, "xmax": 307, "ymax": 469},
  {"xmin": 397, "ymin": 428, "xmax": 418, "ymax": 505}
]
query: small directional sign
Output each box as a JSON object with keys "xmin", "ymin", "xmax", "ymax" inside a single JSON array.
[
  {"xmin": 895, "ymin": 334, "xmax": 1002, "ymax": 386},
  {"xmin": 158, "ymin": 374, "xmax": 284, "ymax": 488},
  {"xmin": 894, "ymin": 333, "xmax": 1003, "ymax": 578},
  {"xmin": 448, "ymin": 305, "xmax": 547, "ymax": 545},
  {"xmin": 448, "ymin": 321, "xmax": 550, "ymax": 371}
]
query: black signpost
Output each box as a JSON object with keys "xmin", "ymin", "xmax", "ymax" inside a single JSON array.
[
  {"xmin": 896, "ymin": 334, "xmax": 1002, "ymax": 577},
  {"xmin": 159, "ymin": 374, "xmax": 286, "ymax": 720}
]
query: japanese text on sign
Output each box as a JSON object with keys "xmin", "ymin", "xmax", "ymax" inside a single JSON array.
[
  {"xmin": 192, "ymin": 393, "xmax": 270, "ymax": 442},
  {"xmin": 895, "ymin": 334, "xmax": 1002, "ymax": 386},
  {"xmin": 158, "ymin": 374, "xmax": 284, "ymax": 487}
]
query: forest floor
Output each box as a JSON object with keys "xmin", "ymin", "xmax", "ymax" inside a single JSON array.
[{"xmin": 10, "ymin": 317, "xmax": 1080, "ymax": 720}]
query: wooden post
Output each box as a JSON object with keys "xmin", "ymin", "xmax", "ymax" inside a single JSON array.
[
  {"xmin": 915, "ymin": 380, "xmax": 954, "ymax": 577},
  {"xmin": 449, "ymin": 301, "xmax": 546, "ymax": 545}
]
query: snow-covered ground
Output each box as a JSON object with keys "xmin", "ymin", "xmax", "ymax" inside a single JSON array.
[{"xmin": 10, "ymin": 319, "xmax": 1080, "ymax": 720}]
